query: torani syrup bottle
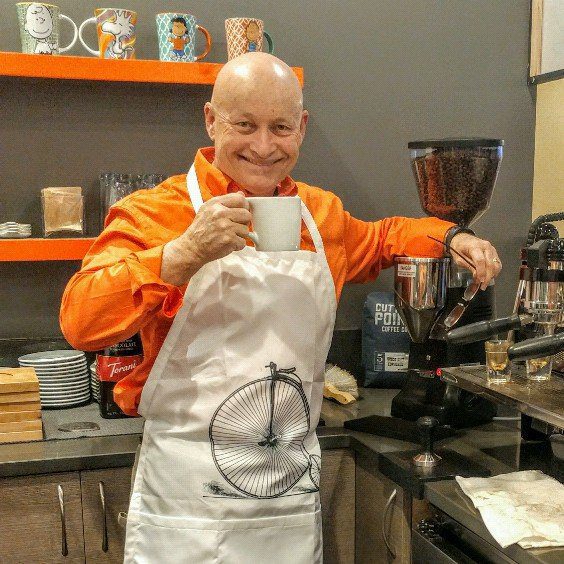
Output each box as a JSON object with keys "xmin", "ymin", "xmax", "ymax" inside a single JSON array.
[{"xmin": 96, "ymin": 333, "xmax": 143, "ymax": 418}]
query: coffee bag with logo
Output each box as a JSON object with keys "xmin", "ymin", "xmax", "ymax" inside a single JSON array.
[{"xmin": 362, "ymin": 292, "xmax": 410, "ymax": 387}]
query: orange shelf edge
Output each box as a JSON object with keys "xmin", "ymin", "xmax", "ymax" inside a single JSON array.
[
  {"xmin": 0, "ymin": 238, "xmax": 95, "ymax": 261},
  {"xmin": 0, "ymin": 52, "xmax": 304, "ymax": 86}
]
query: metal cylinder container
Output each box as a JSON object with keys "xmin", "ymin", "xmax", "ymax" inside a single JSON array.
[{"xmin": 394, "ymin": 257, "xmax": 449, "ymax": 343}]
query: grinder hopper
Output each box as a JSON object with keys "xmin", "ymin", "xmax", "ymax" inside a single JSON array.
[{"xmin": 395, "ymin": 138, "xmax": 503, "ymax": 342}]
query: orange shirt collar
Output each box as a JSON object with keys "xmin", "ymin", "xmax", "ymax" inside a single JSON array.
[{"xmin": 194, "ymin": 147, "xmax": 298, "ymax": 199}]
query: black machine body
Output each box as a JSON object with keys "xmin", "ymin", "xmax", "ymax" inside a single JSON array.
[{"xmin": 391, "ymin": 283, "xmax": 497, "ymax": 428}]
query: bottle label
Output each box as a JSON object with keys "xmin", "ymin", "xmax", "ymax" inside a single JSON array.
[
  {"xmin": 96, "ymin": 354, "xmax": 143, "ymax": 383},
  {"xmin": 397, "ymin": 264, "xmax": 416, "ymax": 278}
]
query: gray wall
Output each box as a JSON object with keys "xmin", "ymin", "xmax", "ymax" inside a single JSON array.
[{"xmin": 0, "ymin": 0, "xmax": 535, "ymax": 339}]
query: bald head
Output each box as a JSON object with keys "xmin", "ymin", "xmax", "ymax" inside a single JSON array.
[
  {"xmin": 211, "ymin": 53, "xmax": 303, "ymax": 115},
  {"xmin": 203, "ymin": 53, "xmax": 308, "ymax": 196}
]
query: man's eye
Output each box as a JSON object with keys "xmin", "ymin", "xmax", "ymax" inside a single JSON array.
[
  {"xmin": 275, "ymin": 124, "xmax": 292, "ymax": 132},
  {"xmin": 237, "ymin": 122, "xmax": 251, "ymax": 128}
]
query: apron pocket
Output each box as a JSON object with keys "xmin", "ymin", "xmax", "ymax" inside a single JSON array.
[
  {"xmin": 126, "ymin": 510, "xmax": 321, "ymax": 564},
  {"xmin": 125, "ymin": 512, "xmax": 220, "ymax": 563},
  {"xmin": 217, "ymin": 510, "xmax": 322, "ymax": 564}
]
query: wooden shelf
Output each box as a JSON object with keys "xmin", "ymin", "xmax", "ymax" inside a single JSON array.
[
  {"xmin": 0, "ymin": 52, "xmax": 304, "ymax": 86},
  {"xmin": 0, "ymin": 238, "xmax": 95, "ymax": 262}
]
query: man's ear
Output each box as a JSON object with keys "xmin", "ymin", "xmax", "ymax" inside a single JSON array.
[
  {"xmin": 204, "ymin": 102, "xmax": 215, "ymax": 141},
  {"xmin": 299, "ymin": 110, "xmax": 309, "ymax": 144}
]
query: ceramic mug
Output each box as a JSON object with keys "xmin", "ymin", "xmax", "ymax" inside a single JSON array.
[
  {"xmin": 225, "ymin": 18, "xmax": 273, "ymax": 60},
  {"xmin": 155, "ymin": 13, "xmax": 212, "ymax": 62},
  {"xmin": 79, "ymin": 8, "xmax": 136, "ymax": 59},
  {"xmin": 16, "ymin": 2, "xmax": 78, "ymax": 55},
  {"xmin": 246, "ymin": 196, "xmax": 301, "ymax": 251}
]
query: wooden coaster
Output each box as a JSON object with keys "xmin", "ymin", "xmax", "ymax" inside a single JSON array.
[
  {"xmin": 0, "ymin": 429, "xmax": 43, "ymax": 444},
  {"xmin": 0, "ymin": 410, "xmax": 42, "ymax": 423},
  {"xmin": 0, "ymin": 419, "xmax": 42, "ymax": 433},
  {"xmin": 0, "ymin": 401, "xmax": 42, "ymax": 413},
  {"xmin": 0, "ymin": 391, "xmax": 41, "ymax": 404},
  {"xmin": 0, "ymin": 368, "xmax": 39, "ymax": 393}
]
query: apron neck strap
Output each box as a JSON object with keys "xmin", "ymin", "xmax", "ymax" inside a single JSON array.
[
  {"xmin": 187, "ymin": 165, "xmax": 204, "ymax": 212},
  {"xmin": 186, "ymin": 165, "xmax": 327, "ymax": 255}
]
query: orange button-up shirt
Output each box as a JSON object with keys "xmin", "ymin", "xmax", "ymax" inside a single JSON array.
[{"xmin": 60, "ymin": 147, "xmax": 454, "ymax": 415}]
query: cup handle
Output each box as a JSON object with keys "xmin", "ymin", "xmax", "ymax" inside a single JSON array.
[
  {"xmin": 246, "ymin": 231, "xmax": 259, "ymax": 247},
  {"xmin": 263, "ymin": 31, "xmax": 273, "ymax": 54},
  {"xmin": 195, "ymin": 25, "xmax": 212, "ymax": 61},
  {"xmin": 78, "ymin": 17, "xmax": 100, "ymax": 56},
  {"xmin": 59, "ymin": 15, "xmax": 78, "ymax": 53}
]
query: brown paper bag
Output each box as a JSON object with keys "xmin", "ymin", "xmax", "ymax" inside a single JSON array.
[{"xmin": 41, "ymin": 186, "xmax": 84, "ymax": 236}]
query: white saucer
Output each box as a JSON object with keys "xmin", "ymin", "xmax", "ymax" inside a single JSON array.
[
  {"xmin": 19, "ymin": 350, "xmax": 86, "ymax": 363},
  {"xmin": 40, "ymin": 393, "xmax": 91, "ymax": 401},
  {"xmin": 27, "ymin": 361, "xmax": 87, "ymax": 371},
  {"xmin": 39, "ymin": 382, "xmax": 90, "ymax": 392},
  {"xmin": 20, "ymin": 363, "xmax": 88, "ymax": 373},
  {"xmin": 40, "ymin": 391, "xmax": 91, "ymax": 400},
  {"xmin": 34, "ymin": 367, "xmax": 88, "ymax": 377}
]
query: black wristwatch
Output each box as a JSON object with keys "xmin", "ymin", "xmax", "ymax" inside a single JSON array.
[{"xmin": 444, "ymin": 226, "xmax": 475, "ymax": 253}]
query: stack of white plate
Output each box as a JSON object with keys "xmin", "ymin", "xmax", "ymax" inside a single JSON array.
[
  {"xmin": 0, "ymin": 222, "xmax": 32, "ymax": 238},
  {"xmin": 90, "ymin": 362, "xmax": 100, "ymax": 403},
  {"xmin": 18, "ymin": 350, "xmax": 91, "ymax": 408}
]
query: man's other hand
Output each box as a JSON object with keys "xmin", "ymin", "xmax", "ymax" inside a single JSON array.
[
  {"xmin": 449, "ymin": 233, "xmax": 502, "ymax": 290},
  {"xmin": 161, "ymin": 192, "xmax": 252, "ymax": 286}
]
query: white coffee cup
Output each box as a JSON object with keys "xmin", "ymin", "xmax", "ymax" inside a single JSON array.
[{"xmin": 246, "ymin": 196, "xmax": 302, "ymax": 251}]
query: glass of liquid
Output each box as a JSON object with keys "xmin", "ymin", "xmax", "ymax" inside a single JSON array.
[
  {"xmin": 526, "ymin": 322, "xmax": 554, "ymax": 382},
  {"xmin": 526, "ymin": 356, "xmax": 553, "ymax": 381},
  {"xmin": 485, "ymin": 340, "xmax": 512, "ymax": 383}
]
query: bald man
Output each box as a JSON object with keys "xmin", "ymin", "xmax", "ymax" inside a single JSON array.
[{"xmin": 61, "ymin": 53, "xmax": 502, "ymax": 563}]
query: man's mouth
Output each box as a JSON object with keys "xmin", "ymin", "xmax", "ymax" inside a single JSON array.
[{"xmin": 239, "ymin": 155, "xmax": 282, "ymax": 167}]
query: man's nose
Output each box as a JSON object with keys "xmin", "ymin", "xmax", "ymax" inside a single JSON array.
[{"xmin": 249, "ymin": 128, "xmax": 276, "ymax": 159}]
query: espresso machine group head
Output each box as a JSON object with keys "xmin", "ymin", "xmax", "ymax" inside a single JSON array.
[{"xmin": 391, "ymin": 138, "xmax": 504, "ymax": 428}]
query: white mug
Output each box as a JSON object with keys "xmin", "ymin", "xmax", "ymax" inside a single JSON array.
[
  {"xmin": 246, "ymin": 196, "xmax": 302, "ymax": 251},
  {"xmin": 16, "ymin": 3, "xmax": 78, "ymax": 55}
]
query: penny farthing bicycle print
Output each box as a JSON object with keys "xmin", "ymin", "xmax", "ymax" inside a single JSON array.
[{"xmin": 209, "ymin": 362, "xmax": 320, "ymax": 498}]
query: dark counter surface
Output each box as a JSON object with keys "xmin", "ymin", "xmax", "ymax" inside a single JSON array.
[
  {"xmin": 0, "ymin": 388, "xmax": 404, "ymax": 478},
  {"xmin": 0, "ymin": 388, "xmax": 562, "ymax": 563},
  {"xmin": 0, "ymin": 388, "xmax": 549, "ymax": 479}
]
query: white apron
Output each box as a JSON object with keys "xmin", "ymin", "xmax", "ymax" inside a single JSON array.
[{"xmin": 124, "ymin": 165, "xmax": 337, "ymax": 563}]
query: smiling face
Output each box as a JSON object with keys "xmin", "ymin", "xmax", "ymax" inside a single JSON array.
[
  {"xmin": 245, "ymin": 21, "xmax": 261, "ymax": 42},
  {"xmin": 24, "ymin": 4, "xmax": 54, "ymax": 39},
  {"xmin": 204, "ymin": 53, "xmax": 307, "ymax": 195},
  {"xmin": 172, "ymin": 21, "xmax": 187, "ymax": 37}
]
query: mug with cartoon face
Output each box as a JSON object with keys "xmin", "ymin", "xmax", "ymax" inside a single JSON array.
[
  {"xmin": 16, "ymin": 3, "xmax": 78, "ymax": 55},
  {"xmin": 79, "ymin": 8, "xmax": 136, "ymax": 59},
  {"xmin": 156, "ymin": 13, "xmax": 212, "ymax": 62},
  {"xmin": 225, "ymin": 18, "xmax": 273, "ymax": 60}
]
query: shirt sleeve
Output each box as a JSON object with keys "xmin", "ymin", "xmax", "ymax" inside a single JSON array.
[
  {"xmin": 59, "ymin": 204, "xmax": 184, "ymax": 352},
  {"xmin": 344, "ymin": 213, "xmax": 455, "ymax": 283}
]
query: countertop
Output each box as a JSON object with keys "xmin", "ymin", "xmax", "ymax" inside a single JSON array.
[
  {"xmin": 0, "ymin": 388, "xmax": 562, "ymax": 563},
  {"xmin": 0, "ymin": 388, "xmax": 405, "ymax": 478}
]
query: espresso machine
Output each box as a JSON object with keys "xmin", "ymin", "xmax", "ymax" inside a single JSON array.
[
  {"xmin": 389, "ymin": 138, "xmax": 504, "ymax": 428},
  {"xmin": 447, "ymin": 212, "xmax": 564, "ymax": 365},
  {"xmin": 446, "ymin": 212, "xmax": 564, "ymax": 443}
]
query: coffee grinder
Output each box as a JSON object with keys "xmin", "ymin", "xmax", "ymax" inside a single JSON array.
[{"xmin": 390, "ymin": 138, "xmax": 504, "ymax": 428}]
